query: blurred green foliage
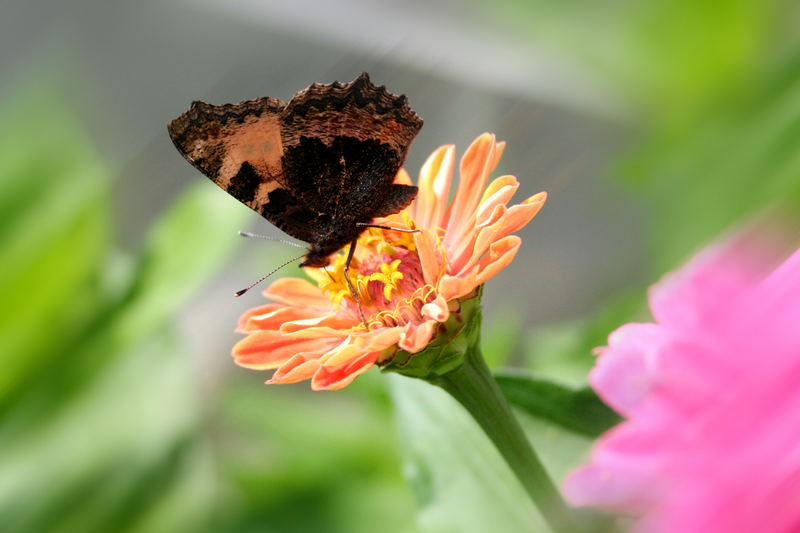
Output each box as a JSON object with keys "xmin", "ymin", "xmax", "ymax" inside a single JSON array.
[
  {"xmin": 0, "ymin": 89, "xmax": 417, "ymax": 533},
  {"xmin": 3, "ymin": 1, "xmax": 800, "ymax": 531}
]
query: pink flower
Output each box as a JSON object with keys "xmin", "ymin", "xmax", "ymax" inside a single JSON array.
[
  {"xmin": 232, "ymin": 134, "xmax": 546, "ymax": 390},
  {"xmin": 564, "ymin": 237, "xmax": 800, "ymax": 533}
]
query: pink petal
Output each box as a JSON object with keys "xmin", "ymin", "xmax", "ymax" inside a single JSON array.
[{"xmin": 590, "ymin": 323, "xmax": 668, "ymax": 417}]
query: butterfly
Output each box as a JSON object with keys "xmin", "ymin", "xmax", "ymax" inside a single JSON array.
[{"xmin": 167, "ymin": 72, "xmax": 423, "ymax": 323}]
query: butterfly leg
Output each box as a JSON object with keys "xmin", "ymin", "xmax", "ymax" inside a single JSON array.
[{"xmin": 343, "ymin": 239, "xmax": 368, "ymax": 328}]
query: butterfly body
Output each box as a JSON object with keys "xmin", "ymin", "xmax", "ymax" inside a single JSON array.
[{"xmin": 167, "ymin": 73, "xmax": 423, "ymax": 268}]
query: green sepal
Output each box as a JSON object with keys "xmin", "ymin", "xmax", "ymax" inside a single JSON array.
[{"xmin": 382, "ymin": 287, "xmax": 483, "ymax": 381}]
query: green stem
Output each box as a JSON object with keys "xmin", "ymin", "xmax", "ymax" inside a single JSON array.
[{"xmin": 432, "ymin": 345, "xmax": 584, "ymax": 533}]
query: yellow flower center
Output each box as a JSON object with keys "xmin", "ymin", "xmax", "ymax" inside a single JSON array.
[{"xmin": 311, "ymin": 213, "xmax": 439, "ymax": 329}]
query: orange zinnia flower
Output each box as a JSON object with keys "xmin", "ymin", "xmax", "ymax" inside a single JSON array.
[{"xmin": 233, "ymin": 133, "xmax": 546, "ymax": 390}]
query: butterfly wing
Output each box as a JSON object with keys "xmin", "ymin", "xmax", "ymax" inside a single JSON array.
[
  {"xmin": 280, "ymin": 73, "xmax": 423, "ymax": 228},
  {"xmin": 168, "ymin": 74, "xmax": 423, "ymax": 256},
  {"xmin": 167, "ymin": 97, "xmax": 329, "ymax": 243}
]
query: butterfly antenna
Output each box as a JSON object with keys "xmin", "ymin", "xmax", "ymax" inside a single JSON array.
[
  {"xmin": 238, "ymin": 231, "xmax": 306, "ymax": 249},
  {"xmin": 234, "ymin": 253, "xmax": 306, "ymax": 297}
]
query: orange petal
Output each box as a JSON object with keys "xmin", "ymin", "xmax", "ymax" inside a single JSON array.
[
  {"xmin": 415, "ymin": 230, "xmax": 445, "ymax": 286},
  {"xmin": 320, "ymin": 327, "xmax": 402, "ymax": 367},
  {"xmin": 476, "ymin": 175, "xmax": 519, "ymax": 225},
  {"xmin": 394, "ymin": 167, "xmax": 413, "ymax": 185},
  {"xmin": 438, "ymin": 268, "xmax": 479, "ymax": 301},
  {"xmin": 443, "ymin": 134, "xmax": 499, "ymax": 249},
  {"xmin": 352, "ymin": 326, "xmax": 403, "ymax": 351},
  {"xmin": 279, "ymin": 313, "xmax": 359, "ymax": 335},
  {"xmin": 416, "ymin": 145, "xmax": 455, "ymax": 231},
  {"xmin": 241, "ymin": 305, "xmax": 329, "ymax": 333},
  {"xmin": 476, "ymin": 236, "xmax": 521, "ymax": 286},
  {"xmin": 500, "ymin": 192, "xmax": 547, "ymax": 235},
  {"xmin": 232, "ymin": 331, "xmax": 338, "ymax": 370},
  {"xmin": 393, "ymin": 168, "xmax": 415, "ymax": 213},
  {"xmin": 399, "ymin": 320, "xmax": 439, "ymax": 353},
  {"xmin": 460, "ymin": 193, "xmax": 546, "ymax": 274},
  {"xmin": 421, "ymin": 293, "xmax": 450, "ymax": 322},
  {"xmin": 489, "ymin": 141, "xmax": 506, "ymax": 172},
  {"xmin": 449, "ymin": 204, "xmax": 506, "ymax": 274},
  {"xmin": 311, "ymin": 351, "xmax": 379, "ymax": 390},
  {"xmin": 236, "ymin": 303, "xmax": 283, "ymax": 332},
  {"xmin": 269, "ymin": 354, "xmax": 320, "ymax": 384},
  {"xmin": 263, "ymin": 277, "xmax": 332, "ymax": 309}
]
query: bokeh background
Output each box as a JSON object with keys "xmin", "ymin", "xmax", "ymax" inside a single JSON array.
[{"xmin": 2, "ymin": 1, "xmax": 800, "ymax": 531}]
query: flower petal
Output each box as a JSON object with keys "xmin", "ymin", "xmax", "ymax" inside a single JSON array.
[
  {"xmin": 311, "ymin": 351, "xmax": 379, "ymax": 390},
  {"xmin": 563, "ymin": 451, "xmax": 663, "ymax": 514},
  {"xmin": 475, "ymin": 235, "xmax": 521, "ymax": 286},
  {"xmin": 591, "ymin": 323, "xmax": 668, "ymax": 417},
  {"xmin": 236, "ymin": 303, "xmax": 283, "ymax": 332},
  {"xmin": 414, "ymin": 230, "xmax": 445, "ymax": 286},
  {"xmin": 476, "ymin": 175, "xmax": 519, "ymax": 226},
  {"xmin": 279, "ymin": 313, "xmax": 359, "ymax": 335},
  {"xmin": 240, "ymin": 305, "xmax": 328, "ymax": 333},
  {"xmin": 449, "ymin": 204, "xmax": 506, "ymax": 274},
  {"xmin": 438, "ymin": 267, "xmax": 479, "ymax": 301},
  {"xmin": 416, "ymin": 145, "xmax": 455, "ymax": 231},
  {"xmin": 459, "ymin": 192, "xmax": 546, "ymax": 274},
  {"xmin": 232, "ymin": 331, "xmax": 338, "ymax": 370},
  {"xmin": 421, "ymin": 293, "xmax": 450, "ymax": 322},
  {"xmin": 320, "ymin": 327, "xmax": 402, "ymax": 367},
  {"xmin": 394, "ymin": 167, "xmax": 413, "ymax": 185},
  {"xmin": 490, "ymin": 141, "xmax": 506, "ymax": 171},
  {"xmin": 263, "ymin": 277, "xmax": 333, "ymax": 309},
  {"xmin": 443, "ymin": 134, "xmax": 499, "ymax": 249},
  {"xmin": 400, "ymin": 320, "xmax": 439, "ymax": 353},
  {"xmin": 269, "ymin": 353, "xmax": 321, "ymax": 384}
]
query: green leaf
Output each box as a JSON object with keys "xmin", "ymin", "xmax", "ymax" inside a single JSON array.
[
  {"xmin": 115, "ymin": 181, "xmax": 253, "ymax": 344},
  {"xmin": 626, "ymin": 50, "xmax": 800, "ymax": 271},
  {"xmin": 389, "ymin": 374, "xmax": 542, "ymax": 533},
  {"xmin": 215, "ymin": 376, "xmax": 416, "ymax": 533},
  {"xmin": 486, "ymin": 0, "xmax": 786, "ymax": 120},
  {"xmin": 523, "ymin": 291, "xmax": 645, "ymax": 387},
  {"xmin": 495, "ymin": 370, "xmax": 621, "ymax": 438},
  {"xmin": 482, "ymin": 308, "xmax": 524, "ymax": 368},
  {"xmin": 0, "ymin": 90, "xmax": 110, "ymax": 406},
  {"xmin": 390, "ymin": 373, "xmax": 600, "ymax": 533},
  {"xmin": 0, "ymin": 334, "xmax": 211, "ymax": 533}
]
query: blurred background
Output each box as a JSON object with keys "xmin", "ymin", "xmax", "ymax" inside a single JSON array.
[{"xmin": 2, "ymin": 0, "xmax": 800, "ymax": 531}]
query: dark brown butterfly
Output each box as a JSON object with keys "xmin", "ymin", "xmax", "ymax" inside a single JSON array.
[{"xmin": 167, "ymin": 73, "xmax": 423, "ymax": 322}]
